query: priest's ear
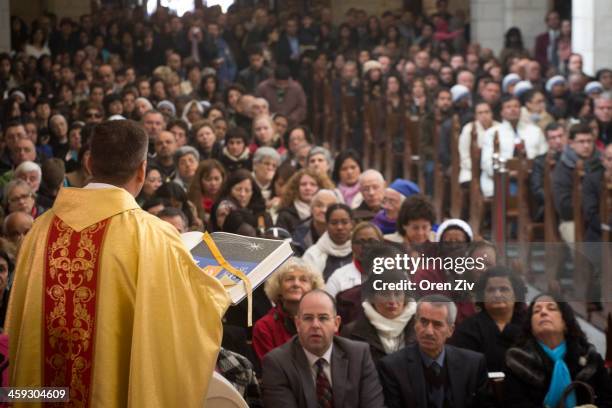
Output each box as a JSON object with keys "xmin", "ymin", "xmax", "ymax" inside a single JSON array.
[{"xmin": 135, "ymin": 159, "xmax": 147, "ymax": 185}]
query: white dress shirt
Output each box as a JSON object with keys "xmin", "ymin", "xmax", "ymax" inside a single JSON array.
[{"xmin": 303, "ymin": 344, "xmax": 333, "ymax": 387}]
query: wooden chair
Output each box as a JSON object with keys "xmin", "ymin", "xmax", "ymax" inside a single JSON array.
[
  {"xmin": 311, "ymin": 74, "xmax": 326, "ymax": 146},
  {"xmin": 573, "ymin": 160, "xmax": 586, "ymax": 242},
  {"xmin": 569, "ymin": 160, "xmax": 598, "ymax": 320},
  {"xmin": 340, "ymin": 93, "xmax": 357, "ymax": 153},
  {"xmin": 468, "ymin": 123, "xmax": 485, "ymax": 238},
  {"xmin": 322, "ymin": 77, "xmax": 334, "ymax": 150},
  {"xmin": 600, "ymin": 177, "xmax": 612, "ymax": 319},
  {"xmin": 449, "ymin": 116, "xmax": 463, "ymax": 218},
  {"xmin": 362, "ymin": 99, "xmax": 378, "ymax": 170},
  {"xmin": 385, "ymin": 109, "xmax": 402, "ymax": 182},
  {"xmin": 542, "ymin": 151, "xmax": 564, "ymax": 293},
  {"xmin": 432, "ymin": 117, "xmax": 444, "ymax": 223},
  {"xmin": 403, "ymin": 116, "xmax": 425, "ymax": 190}
]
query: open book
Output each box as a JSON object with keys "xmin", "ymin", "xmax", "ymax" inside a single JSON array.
[{"xmin": 182, "ymin": 231, "xmax": 293, "ymax": 305}]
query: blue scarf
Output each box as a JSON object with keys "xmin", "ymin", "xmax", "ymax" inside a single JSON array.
[{"xmin": 538, "ymin": 341, "xmax": 576, "ymax": 408}]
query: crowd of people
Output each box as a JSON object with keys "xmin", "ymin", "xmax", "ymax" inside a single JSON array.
[{"xmin": 1, "ymin": 0, "xmax": 612, "ymax": 406}]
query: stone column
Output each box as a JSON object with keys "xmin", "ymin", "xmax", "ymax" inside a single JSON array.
[
  {"xmin": 0, "ymin": 0, "xmax": 10, "ymax": 53},
  {"xmin": 572, "ymin": 0, "xmax": 612, "ymax": 76},
  {"xmin": 471, "ymin": 0, "xmax": 548, "ymax": 56}
]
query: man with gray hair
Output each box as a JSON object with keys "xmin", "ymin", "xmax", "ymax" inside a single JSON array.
[
  {"xmin": 378, "ymin": 294, "xmax": 491, "ymax": 408},
  {"xmin": 353, "ymin": 169, "xmax": 385, "ymax": 216}
]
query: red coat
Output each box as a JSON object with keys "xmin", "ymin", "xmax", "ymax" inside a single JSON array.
[{"xmin": 252, "ymin": 304, "xmax": 295, "ymax": 361}]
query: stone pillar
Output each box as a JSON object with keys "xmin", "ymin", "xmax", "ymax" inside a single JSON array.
[
  {"xmin": 471, "ymin": 0, "xmax": 548, "ymax": 55},
  {"xmin": 572, "ymin": 0, "xmax": 612, "ymax": 76},
  {"xmin": 0, "ymin": 0, "xmax": 10, "ymax": 53}
]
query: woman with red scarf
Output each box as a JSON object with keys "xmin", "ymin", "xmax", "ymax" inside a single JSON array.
[{"xmin": 252, "ymin": 257, "xmax": 324, "ymax": 362}]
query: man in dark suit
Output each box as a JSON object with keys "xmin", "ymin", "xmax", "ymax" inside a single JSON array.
[
  {"xmin": 262, "ymin": 289, "xmax": 385, "ymax": 408},
  {"xmin": 378, "ymin": 294, "xmax": 493, "ymax": 408},
  {"xmin": 534, "ymin": 11, "xmax": 561, "ymax": 72}
]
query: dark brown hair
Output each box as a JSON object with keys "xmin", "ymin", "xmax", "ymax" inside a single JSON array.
[{"xmin": 89, "ymin": 120, "xmax": 148, "ymax": 184}]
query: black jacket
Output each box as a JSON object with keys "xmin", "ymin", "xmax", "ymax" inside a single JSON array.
[
  {"xmin": 583, "ymin": 165, "xmax": 605, "ymax": 241},
  {"xmin": 275, "ymin": 204, "xmax": 302, "ymax": 234},
  {"xmin": 552, "ymin": 146, "xmax": 600, "ymax": 221},
  {"xmin": 449, "ymin": 309, "xmax": 525, "ymax": 373},
  {"xmin": 505, "ymin": 338, "xmax": 612, "ymax": 407},
  {"xmin": 236, "ymin": 66, "xmax": 272, "ymax": 94},
  {"xmin": 378, "ymin": 343, "xmax": 493, "ymax": 408}
]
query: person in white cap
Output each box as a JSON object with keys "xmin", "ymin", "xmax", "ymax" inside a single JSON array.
[
  {"xmin": 450, "ymin": 84, "xmax": 471, "ymax": 106},
  {"xmin": 512, "ymin": 80, "xmax": 533, "ymax": 98},
  {"xmin": 480, "ymin": 95, "xmax": 548, "ymax": 197},
  {"xmin": 545, "ymin": 75, "xmax": 566, "ymax": 95},
  {"xmin": 584, "ymin": 81, "xmax": 604, "ymax": 98},
  {"xmin": 502, "ymin": 73, "xmax": 521, "ymax": 94}
]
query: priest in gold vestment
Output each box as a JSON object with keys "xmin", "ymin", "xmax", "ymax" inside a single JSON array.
[{"xmin": 6, "ymin": 120, "xmax": 230, "ymax": 407}]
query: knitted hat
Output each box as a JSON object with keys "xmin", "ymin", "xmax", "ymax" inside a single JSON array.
[
  {"xmin": 389, "ymin": 179, "xmax": 420, "ymax": 198},
  {"xmin": 157, "ymin": 100, "xmax": 176, "ymax": 116}
]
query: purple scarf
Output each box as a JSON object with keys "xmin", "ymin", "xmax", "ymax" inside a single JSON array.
[
  {"xmin": 338, "ymin": 182, "xmax": 361, "ymax": 207},
  {"xmin": 372, "ymin": 210, "xmax": 397, "ymax": 234}
]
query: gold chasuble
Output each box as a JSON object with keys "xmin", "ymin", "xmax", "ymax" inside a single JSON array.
[{"xmin": 6, "ymin": 186, "xmax": 231, "ymax": 407}]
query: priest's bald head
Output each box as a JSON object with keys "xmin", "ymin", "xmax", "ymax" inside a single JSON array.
[{"xmin": 85, "ymin": 120, "xmax": 148, "ymax": 196}]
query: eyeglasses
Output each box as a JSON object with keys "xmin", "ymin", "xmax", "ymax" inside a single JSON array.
[{"xmin": 85, "ymin": 111, "xmax": 102, "ymax": 119}]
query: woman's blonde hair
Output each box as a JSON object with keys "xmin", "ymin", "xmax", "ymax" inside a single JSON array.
[
  {"xmin": 280, "ymin": 168, "xmax": 335, "ymax": 208},
  {"xmin": 264, "ymin": 257, "xmax": 325, "ymax": 302}
]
